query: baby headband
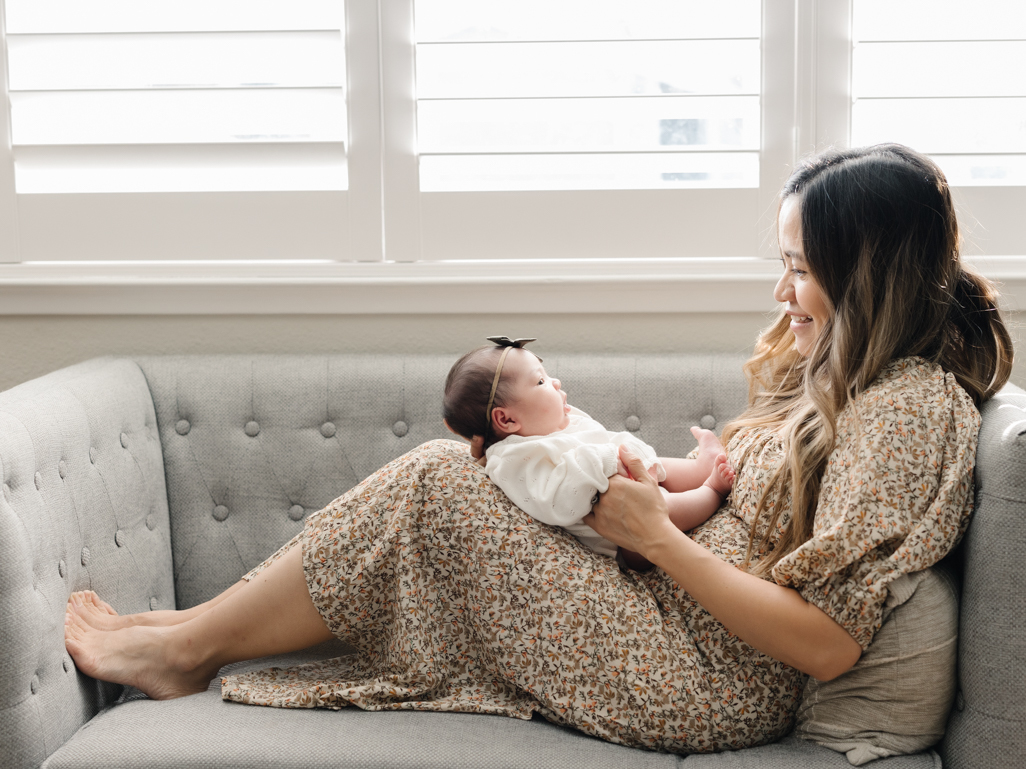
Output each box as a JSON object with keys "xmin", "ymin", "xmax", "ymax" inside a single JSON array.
[{"xmin": 484, "ymin": 336, "xmax": 540, "ymax": 432}]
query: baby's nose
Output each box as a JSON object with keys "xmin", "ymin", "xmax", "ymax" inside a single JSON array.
[{"xmin": 552, "ymin": 378, "xmax": 561, "ymax": 389}]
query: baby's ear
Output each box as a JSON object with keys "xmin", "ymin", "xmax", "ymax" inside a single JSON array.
[{"xmin": 491, "ymin": 406, "xmax": 519, "ymax": 436}]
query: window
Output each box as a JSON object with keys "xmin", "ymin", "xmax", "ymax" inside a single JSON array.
[
  {"xmin": 0, "ymin": 0, "xmax": 354, "ymax": 261},
  {"xmin": 415, "ymin": 0, "xmax": 761, "ymax": 192},
  {"xmin": 0, "ymin": 0, "xmax": 1022, "ymax": 305},
  {"xmin": 847, "ymin": 0, "xmax": 1026, "ymax": 256}
]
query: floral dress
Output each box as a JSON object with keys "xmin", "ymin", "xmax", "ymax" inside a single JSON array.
[{"xmin": 222, "ymin": 357, "xmax": 979, "ymax": 754}]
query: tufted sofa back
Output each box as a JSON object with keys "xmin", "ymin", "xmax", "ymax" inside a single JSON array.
[
  {"xmin": 133, "ymin": 353, "xmax": 750, "ymax": 607},
  {"xmin": 0, "ymin": 358, "xmax": 174, "ymax": 768}
]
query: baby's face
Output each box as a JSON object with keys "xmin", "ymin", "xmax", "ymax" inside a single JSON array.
[{"xmin": 503, "ymin": 351, "xmax": 571, "ymax": 437}]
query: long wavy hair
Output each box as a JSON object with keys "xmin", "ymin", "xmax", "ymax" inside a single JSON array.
[{"xmin": 722, "ymin": 144, "xmax": 1013, "ymax": 576}]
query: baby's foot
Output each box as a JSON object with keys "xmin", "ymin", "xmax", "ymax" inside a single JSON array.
[
  {"xmin": 691, "ymin": 426, "xmax": 726, "ymax": 475},
  {"xmin": 703, "ymin": 453, "xmax": 735, "ymax": 497}
]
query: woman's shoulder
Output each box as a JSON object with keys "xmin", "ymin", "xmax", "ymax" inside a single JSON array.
[{"xmin": 844, "ymin": 355, "xmax": 980, "ymax": 437}]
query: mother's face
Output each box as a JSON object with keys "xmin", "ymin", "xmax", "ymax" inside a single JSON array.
[{"xmin": 773, "ymin": 197, "xmax": 830, "ymax": 357}]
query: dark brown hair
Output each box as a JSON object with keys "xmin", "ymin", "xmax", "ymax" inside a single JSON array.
[
  {"xmin": 723, "ymin": 143, "xmax": 1013, "ymax": 576},
  {"xmin": 443, "ymin": 346, "xmax": 519, "ymax": 449}
]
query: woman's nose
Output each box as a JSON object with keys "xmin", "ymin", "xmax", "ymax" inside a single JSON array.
[{"xmin": 773, "ymin": 271, "xmax": 792, "ymax": 304}]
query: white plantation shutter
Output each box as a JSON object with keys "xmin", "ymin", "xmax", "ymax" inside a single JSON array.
[
  {"xmin": 1, "ymin": 0, "xmax": 357, "ymax": 261},
  {"xmin": 850, "ymin": 0, "xmax": 1026, "ymax": 255},
  {"xmin": 408, "ymin": 0, "xmax": 773, "ymax": 261}
]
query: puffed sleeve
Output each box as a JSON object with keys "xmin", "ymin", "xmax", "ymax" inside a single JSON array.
[{"xmin": 770, "ymin": 362, "xmax": 980, "ymax": 650}]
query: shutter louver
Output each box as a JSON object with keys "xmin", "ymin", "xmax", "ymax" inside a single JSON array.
[
  {"xmin": 414, "ymin": 0, "xmax": 761, "ymax": 191},
  {"xmin": 852, "ymin": 0, "xmax": 1026, "ymax": 186},
  {"xmin": 5, "ymin": 0, "xmax": 347, "ymax": 193}
]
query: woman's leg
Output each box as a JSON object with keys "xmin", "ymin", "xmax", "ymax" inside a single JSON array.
[
  {"xmin": 72, "ymin": 581, "xmax": 247, "ymax": 631},
  {"xmin": 65, "ymin": 541, "xmax": 333, "ymax": 700}
]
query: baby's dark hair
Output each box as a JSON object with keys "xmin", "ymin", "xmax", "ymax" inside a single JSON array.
[{"xmin": 443, "ymin": 346, "xmax": 519, "ymax": 449}]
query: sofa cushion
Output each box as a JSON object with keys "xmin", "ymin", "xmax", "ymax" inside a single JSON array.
[
  {"xmin": 795, "ymin": 566, "xmax": 957, "ymax": 765},
  {"xmin": 42, "ymin": 640, "xmax": 682, "ymax": 769},
  {"xmin": 43, "ymin": 640, "xmax": 940, "ymax": 769}
]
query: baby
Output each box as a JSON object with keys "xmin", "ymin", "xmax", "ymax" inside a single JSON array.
[{"xmin": 443, "ymin": 338, "xmax": 734, "ymax": 564}]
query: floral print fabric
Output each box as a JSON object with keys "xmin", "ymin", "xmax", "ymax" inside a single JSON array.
[{"xmin": 222, "ymin": 356, "xmax": 978, "ymax": 753}]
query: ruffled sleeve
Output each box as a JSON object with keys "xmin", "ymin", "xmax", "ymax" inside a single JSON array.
[{"xmin": 770, "ymin": 359, "xmax": 980, "ymax": 650}]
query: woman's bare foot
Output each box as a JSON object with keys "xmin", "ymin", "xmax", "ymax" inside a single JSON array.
[
  {"xmin": 65, "ymin": 602, "xmax": 213, "ymax": 700},
  {"xmin": 691, "ymin": 426, "xmax": 727, "ymax": 475},
  {"xmin": 68, "ymin": 591, "xmax": 140, "ymax": 631},
  {"xmin": 703, "ymin": 453, "xmax": 735, "ymax": 497},
  {"xmin": 71, "ymin": 590, "xmax": 211, "ymax": 630}
]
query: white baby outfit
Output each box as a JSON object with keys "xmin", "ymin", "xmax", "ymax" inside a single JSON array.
[{"xmin": 484, "ymin": 406, "xmax": 666, "ymax": 557}]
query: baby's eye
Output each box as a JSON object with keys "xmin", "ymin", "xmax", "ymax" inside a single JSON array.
[{"xmin": 538, "ymin": 378, "xmax": 545, "ymax": 385}]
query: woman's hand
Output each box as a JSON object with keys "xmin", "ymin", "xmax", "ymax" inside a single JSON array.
[
  {"xmin": 469, "ymin": 435, "xmax": 487, "ymax": 467},
  {"xmin": 583, "ymin": 446, "xmax": 678, "ymax": 560},
  {"xmin": 590, "ymin": 447, "xmax": 862, "ymax": 681}
]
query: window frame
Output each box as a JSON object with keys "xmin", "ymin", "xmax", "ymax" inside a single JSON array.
[{"xmin": 0, "ymin": 0, "xmax": 1023, "ymax": 316}]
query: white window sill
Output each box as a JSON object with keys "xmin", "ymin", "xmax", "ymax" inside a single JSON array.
[{"xmin": 0, "ymin": 256, "xmax": 1023, "ymax": 315}]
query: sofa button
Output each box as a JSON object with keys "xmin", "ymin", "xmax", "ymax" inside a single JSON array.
[
  {"xmin": 625, "ymin": 415, "xmax": 641, "ymax": 432},
  {"xmin": 115, "ymin": 530, "xmax": 126, "ymax": 547},
  {"xmin": 63, "ymin": 657, "xmax": 72, "ymax": 673},
  {"xmin": 30, "ymin": 674, "xmax": 39, "ymax": 695},
  {"xmin": 120, "ymin": 432, "xmax": 129, "ymax": 448},
  {"xmin": 245, "ymin": 421, "xmax": 260, "ymax": 437},
  {"xmin": 150, "ymin": 597, "xmax": 159, "ymax": 611},
  {"xmin": 34, "ymin": 472, "xmax": 42, "ymax": 490},
  {"xmin": 89, "ymin": 447, "xmax": 97, "ymax": 464},
  {"xmin": 213, "ymin": 505, "xmax": 229, "ymax": 522},
  {"xmin": 320, "ymin": 422, "xmax": 336, "ymax": 438},
  {"xmin": 700, "ymin": 414, "xmax": 716, "ymax": 429},
  {"xmin": 59, "ymin": 460, "xmax": 67, "ymax": 479},
  {"xmin": 146, "ymin": 513, "xmax": 157, "ymax": 530},
  {"xmin": 175, "ymin": 419, "xmax": 191, "ymax": 436},
  {"xmin": 288, "ymin": 504, "xmax": 305, "ymax": 522},
  {"xmin": 392, "ymin": 420, "xmax": 408, "ymax": 437},
  {"xmin": 81, "ymin": 547, "xmax": 91, "ymax": 566},
  {"xmin": 58, "ymin": 559, "xmax": 66, "ymax": 579}
]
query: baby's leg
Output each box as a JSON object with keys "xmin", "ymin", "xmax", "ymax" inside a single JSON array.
[
  {"xmin": 663, "ymin": 453, "xmax": 734, "ymax": 532},
  {"xmin": 659, "ymin": 427, "xmax": 726, "ymax": 492}
]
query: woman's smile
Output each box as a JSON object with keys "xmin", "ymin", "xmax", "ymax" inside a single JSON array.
[{"xmin": 774, "ymin": 196, "xmax": 830, "ymax": 356}]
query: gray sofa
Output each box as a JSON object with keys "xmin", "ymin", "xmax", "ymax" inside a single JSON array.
[{"xmin": 1, "ymin": 354, "xmax": 1023, "ymax": 769}]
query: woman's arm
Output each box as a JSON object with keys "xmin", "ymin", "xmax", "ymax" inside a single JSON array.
[{"xmin": 584, "ymin": 446, "xmax": 862, "ymax": 682}]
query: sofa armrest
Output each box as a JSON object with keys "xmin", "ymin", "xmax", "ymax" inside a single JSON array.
[
  {"xmin": 0, "ymin": 358, "xmax": 175, "ymax": 769},
  {"xmin": 941, "ymin": 382, "xmax": 1026, "ymax": 769}
]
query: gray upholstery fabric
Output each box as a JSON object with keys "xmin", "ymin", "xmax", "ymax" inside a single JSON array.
[
  {"xmin": 941, "ymin": 383, "xmax": 1026, "ymax": 769},
  {"xmin": 682, "ymin": 736, "xmax": 939, "ymax": 768},
  {"xmin": 0, "ymin": 358, "xmax": 174, "ymax": 769},
  {"xmin": 133, "ymin": 353, "xmax": 749, "ymax": 608},
  {"xmin": 43, "ymin": 641, "xmax": 935, "ymax": 769},
  {"xmin": 42, "ymin": 640, "xmax": 684, "ymax": 769}
]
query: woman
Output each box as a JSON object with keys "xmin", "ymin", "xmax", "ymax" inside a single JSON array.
[{"xmin": 64, "ymin": 144, "xmax": 1012, "ymax": 754}]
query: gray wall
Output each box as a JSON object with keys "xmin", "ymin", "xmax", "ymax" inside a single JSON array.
[{"xmin": 1, "ymin": 312, "xmax": 1023, "ymax": 395}]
